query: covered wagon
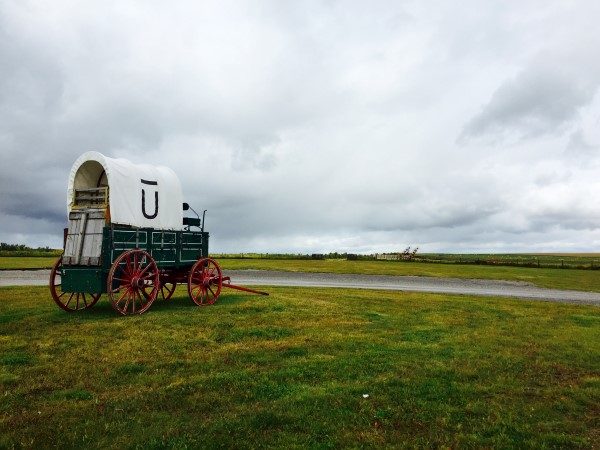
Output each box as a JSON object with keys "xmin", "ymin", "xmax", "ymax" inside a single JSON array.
[{"xmin": 50, "ymin": 151, "xmax": 265, "ymax": 315}]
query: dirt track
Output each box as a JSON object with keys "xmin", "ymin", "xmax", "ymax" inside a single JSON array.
[{"xmin": 1, "ymin": 269, "xmax": 599, "ymax": 306}]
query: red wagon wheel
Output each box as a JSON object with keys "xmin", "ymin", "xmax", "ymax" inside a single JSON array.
[
  {"xmin": 188, "ymin": 258, "xmax": 223, "ymax": 306},
  {"xmin": 159, "ymin": 281, "xmax": 177, "ymax": 300},
  {"xmin": 49, "ymin": 257, "xmax": 101, "ymax": 312},
  {"xmin": 107, "ymin": 249, "xmax": 159, "ymax": 315}
]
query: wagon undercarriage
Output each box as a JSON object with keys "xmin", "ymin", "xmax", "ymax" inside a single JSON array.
[{"xmin": 51, "ymin": 249, "xmax": 268, "ymax": 315}]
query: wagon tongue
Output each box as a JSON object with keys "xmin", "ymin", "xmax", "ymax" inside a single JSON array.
[{"xmin": 221, "ymin": 276, "xmax": 269, "ymax": 296}]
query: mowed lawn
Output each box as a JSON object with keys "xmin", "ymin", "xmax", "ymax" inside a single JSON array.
[
  {"xmin": 1, "ymin": 286, "xmax": 598, "ymax": 448},
  {"xmin": 3, "ymin": 256, "xmax": 600, "ymax": 292}
]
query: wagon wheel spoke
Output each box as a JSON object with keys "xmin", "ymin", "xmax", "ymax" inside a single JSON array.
[
  {"xmin": 138, "ymin": 289, "xmax": 149, "ymax": 306},
  {"xmin": 111, "ymin": 286, "xmax": 124, "ymax": 294},
  {"xmin": 191, "ymin": 285, "xmax": 202, "ymax": 294},
  {"xmin": 140, "ymin": 285, "xmax": 152, "ymax": 300},
  {"xmin": 138, "ymin": 263, "xmax": 152, "ymax": 277},
  {"xmin": 191, "ymin": 285, "xmax": 204, "ymax": 301},
  {"xmin": 132, "ymin": 290, "xmax": 139, "ymax": 314},
  {"xmin": 194, "ymin": 287, "xmax": 207, "ymax": 304},
  {"xmin": 116, "ymin": 288, "xmax": 129, "ymax": 304},
  {"xmin": 122, "ymin": 290, "xmax": 132, "ymax": 313}
]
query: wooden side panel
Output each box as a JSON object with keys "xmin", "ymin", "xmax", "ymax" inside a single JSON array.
[
  {"xmin": 63, "ymin": 210, "xmax": 105, "ymax": 266},
  {"xmin": 109, "ymin": 229, "xmax": 148, "ymax": 263},
  {"xmin": 180, "ymin": 232, "xmax": 205, "ymax": 263},
  {"xmin": 151, "ymin": 231, "xmax": 177, "ymax": 266}
]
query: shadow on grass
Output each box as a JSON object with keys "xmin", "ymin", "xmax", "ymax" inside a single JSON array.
[{"xmin": 48, "ymin": 291, "xmax": 265, "ymax": 321}]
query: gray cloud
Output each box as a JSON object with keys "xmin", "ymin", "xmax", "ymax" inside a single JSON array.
[
  {"xmin": 1, "ymin": 0, "xmax": 600, "ymax": 253},
  {"xmin": 460, "ymin": 64, "xmax": 600, "ymax": 141},
  {"xmin": 566, "ymin": 129, "xmax": 598, "ymax": 155}
]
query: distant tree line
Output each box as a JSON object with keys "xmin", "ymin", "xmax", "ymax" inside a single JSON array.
[
  {"xmin": 1, "ymin": 243, "xmax": 55, "ymax": 252},
  {"xmin": 0, "ymin": 243, "xmax": 62, "ymax": 257},
  {"xmin": 213, "ymin": 252, "xmax": 371, "ymax": 260}
]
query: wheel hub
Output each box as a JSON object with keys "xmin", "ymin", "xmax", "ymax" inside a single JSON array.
[
  {"xmin": 203, "ymin": 274, "xmax": 215, "ymax": 287},
  {"xmin": 130, "ymin": 276, "xmax": 144, "ymax": 289}
]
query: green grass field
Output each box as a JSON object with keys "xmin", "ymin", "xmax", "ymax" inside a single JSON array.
[
  {"xmin": 2, "ymin": 256, "xmax": 600, "ymax": 292},
  {"xmin": 1, "ymin": 286, "xmax": 598, "ymax": 448},
  {"xmin": 218, "ymin": 259, "xmax": 600, "ymax": 292},
  {"xmin": 0, "ymin": 256, "xmax": 57, "ymax": 270}
]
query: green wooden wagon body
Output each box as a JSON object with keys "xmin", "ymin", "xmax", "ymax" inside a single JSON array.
[{"xmin": 60, "ymin": 225, "xmax": 209, "ymax": 294}]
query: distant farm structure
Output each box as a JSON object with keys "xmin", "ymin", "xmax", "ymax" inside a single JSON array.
[{"xmin": 376, "ymin": 247, "xmax": 419, "ymax": 261}]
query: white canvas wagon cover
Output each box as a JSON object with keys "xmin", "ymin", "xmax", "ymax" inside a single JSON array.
[{"xmin": 67, "ymin": 151, "xmax": 183, "ymax": 230}]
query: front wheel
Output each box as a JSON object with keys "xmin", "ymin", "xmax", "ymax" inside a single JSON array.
[
  {"xmin": 188, "ymin": 258, "xmax": 223, "ymax": 306},
  {"xmin": 49, "ymin": 257, "xmax": 101, "ymax": 312}
]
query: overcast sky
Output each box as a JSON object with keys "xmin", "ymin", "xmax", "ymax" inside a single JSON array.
[{"xmin": 1, "ymin": 0, "xmax": 600, "ymax": 253}]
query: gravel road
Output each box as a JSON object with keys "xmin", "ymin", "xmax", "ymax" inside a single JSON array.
[{"xmin": 1, "ymin": 269, "xmax": 599, "ymax": 306}]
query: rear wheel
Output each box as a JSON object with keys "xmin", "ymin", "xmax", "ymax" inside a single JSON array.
[
  {"xmin": 107, "ymin": 249, "xmax": 159, "ymax": 315},
  {"xmin": 49, "ymin": 257, "xmax": 101, "ymax": 312},
  {"xmin": 188, "ymin": 258, "xmax": 222, "ymax": 306}
]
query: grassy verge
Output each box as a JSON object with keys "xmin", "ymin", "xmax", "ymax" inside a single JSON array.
[
  {"xmin": 1, "ymin": 286, "xmax": 598, "ymax": 448},
  {"xmin": 219, "ymin": 258, "xmax": 600, "ymax": 292},
  {"xmin": 0, "ymin": 256, "xmax": 57, "ymax": 270}
]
